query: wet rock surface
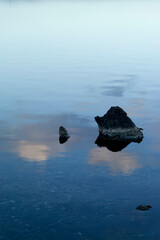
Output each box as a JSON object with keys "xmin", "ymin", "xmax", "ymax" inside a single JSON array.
[
  {"xmin": 95, "ymin": 106, "xmax": 143, "ymax": 142},
  {"xmin": 136, "ymin": 204, "xmax": 152, "ymax": 211},
  {"xmin": 59, "ymin": 126, "xmax": 70, "ymax": 144}
]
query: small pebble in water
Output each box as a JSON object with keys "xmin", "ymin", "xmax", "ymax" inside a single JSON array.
[{"xmin": 136, "ymin": 204, "xmax": 152, "ymax": 211}]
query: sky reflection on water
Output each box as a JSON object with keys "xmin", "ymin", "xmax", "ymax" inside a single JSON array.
[
  {"xmin": 0, "ymin": 111, "xmax": 156, "ymax": 176},
  {"xmin": 0, "ymin": 0, "xmax": 160, "ymax": 239}
]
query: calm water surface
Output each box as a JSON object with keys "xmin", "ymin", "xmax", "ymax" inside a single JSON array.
[{"xmin": 0, "ymin": 0, "xmax": 160, "ymax": 239}]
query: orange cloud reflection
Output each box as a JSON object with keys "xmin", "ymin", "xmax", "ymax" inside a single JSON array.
[
  {"xmin": 18, "ymin": 141, "xmax": 50, "ymax": 162},
  {"xmin": 89, "ymin": 147, "xmax": 141, "ymax": 175}
]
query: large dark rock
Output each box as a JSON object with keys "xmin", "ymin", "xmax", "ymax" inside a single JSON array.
[
  {"xmin": 95, "ymin": 106, "xmax": 143, "ymax": 142},
  {"xmin": 59, "ymin": 126, "xmax": 70, "ymax": 144}
]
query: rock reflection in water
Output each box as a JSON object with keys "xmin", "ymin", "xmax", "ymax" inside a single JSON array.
[{"xmin": 95, "ymin": 135, "xmax": 131, "ymax": 152}]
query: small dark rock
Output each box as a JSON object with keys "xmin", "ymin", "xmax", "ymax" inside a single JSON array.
[
  {"xmin": 136, "ymin": 204, "xmax": 152, "ymax": 211},
  {"xmin": 95, "ymin": 106, "xmax": 143, "ymax": 142},
  {"xmin": 59, "ymin": 126, "xmax": 70, "ymax": 144}
]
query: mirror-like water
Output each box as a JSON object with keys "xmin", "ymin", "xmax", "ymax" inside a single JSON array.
[{"xmin": 0, "ymin": 0, "xmax": 160, "ymax": 239}]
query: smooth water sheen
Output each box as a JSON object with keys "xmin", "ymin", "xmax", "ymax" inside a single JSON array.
[{"xmin": 0, "ymin": 0, "xmax": 160, "ymax": 239}]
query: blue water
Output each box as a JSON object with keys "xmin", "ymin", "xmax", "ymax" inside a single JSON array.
[{"xmin": 0, "ymin": 0, "xmax": 160, "ymax": 239}]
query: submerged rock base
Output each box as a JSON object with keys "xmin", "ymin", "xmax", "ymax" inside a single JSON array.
[
  {"xmin": 95, "ymin": 135, "xmax": 131, "ymax": 152},
  {"xmin": 97, "ymin": 127, "xmax": 143, "ymax": 142}
]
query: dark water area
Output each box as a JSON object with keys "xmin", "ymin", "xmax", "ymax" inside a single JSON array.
[{"xmin": 1, "ymin": 0, "xmax": 160, "ymax": 239}]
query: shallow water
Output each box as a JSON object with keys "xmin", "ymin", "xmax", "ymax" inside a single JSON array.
[{"xmin": 0, "ymin": 0, "xmax": 160, "ymax": 239}]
